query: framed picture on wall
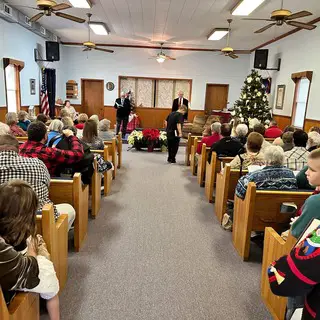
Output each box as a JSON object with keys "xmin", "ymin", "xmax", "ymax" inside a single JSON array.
[
  {"xmin": 30, "ymin": 79, "xmax": 36, "ymax": 95},
  {"xmin": 275, "ymin": 84, "xmax": 286, "ymax": 110}
]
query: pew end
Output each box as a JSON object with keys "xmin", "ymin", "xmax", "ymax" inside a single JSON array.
[
  {"xmin": 87, "ymin": 158, "xmax": 101, "ymax": 219},
  {"xmin": 197, "ymin": 144, "xmax": 209, "ymax": 187},
  {"xmin": 261, "ymin": 228, "xmax": 297, "ymax": 320},
  {"xmin": 117, "ymin": 133, "xmax": 122, "ymax": 169},
  {"xmin": 104, "ymin": 138, "xmax": 117, "ymax": 179},
  {"xmin": 190, "ymin": 137, "xmax": 199, "ymax": 176}
]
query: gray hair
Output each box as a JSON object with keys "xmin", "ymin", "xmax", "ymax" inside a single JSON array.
[
  {"xmin": 0, "ymin": 122, "xmax": 10, "ymax": 135},
  {"xmin": 5, "ymin": 112, "xmax": 17, "ymax": 126},
  {"xmin": 99, "ymin": 119, "xmax": 111, "ymax": 132},
  {"xmin": 89, "ymin": 114, "xmax": 99, "ymax": 127},
  {"xmin": 48, "ymin": 119, "xmax": 63, "ymax": 133},
  {"xmin": 264, "ymin": 145, "xmax": 285, "ymax": 166},
  {"xmin": 236, "ymin": 123, "xmax": 248, "ymax": 137},
  {"xmin": 307, "ymin": 131, "xmax": 320, "ymax": 149},
  {"xmin": 61, "ymin": 116, "xmax": 73, "ymax": 128},
  {"xmin": 211, "ymin": 122, "xmax": 221, "ymax": 134},
  {"xmin": 18, "ymin": 110, "xmax": 28, "ymax": 121}
]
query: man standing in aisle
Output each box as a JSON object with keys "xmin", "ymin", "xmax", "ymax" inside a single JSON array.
[
  {"xmin": 114, "ymin": 92, "xmax": 131, "ymax": 138},
  {"xmin": 165, "ymin": 105, "xmax": 187, "ymax": 163},
  {"xmin": 172, "ymin": 91, "xmax": 189, "ymax": 120}
]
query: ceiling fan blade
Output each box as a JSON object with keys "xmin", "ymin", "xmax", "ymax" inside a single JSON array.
[
  {"xmin": 286, "ymin": 11, "xmax": 313, "ymax": 20},
  {"xmin": 52, "ymin": 3, "xmax": 72, "ymax": 11},
  {"xmin": 83, "ymin": 47, "xmax": 91, "ymax": 52},
  {"xmin": 242, "ymin": 18, "xmax": 273, "ymax": 21},
  {"xmin": 229, "ymin": 53, "xmax": 238, "ymax": 59},
  {"xmin": 54, "ymin": 12, "xmax": 85, "ymax": 23},
  {"xmin": 94, "ymin": 47, "xmax": 114, "ymax": 53},
  {"xmin": 254, "ymin": 23, "xmax": 276, "ymax": 33},
  {"xmin": 166, "ymin": 56, "xmax": 176, "ymax": 60},
  {"xmin": 286, "ymin": 20, "xmax": 316, "ymax": 30},
  {"xmin": 11, "ymin": 5, "xmax": 41, "ymax": 10},
  {"xmin": 29, "ymin": 12, "xmax": 44, "ymax": 22}
]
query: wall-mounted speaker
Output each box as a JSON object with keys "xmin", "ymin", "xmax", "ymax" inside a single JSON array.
[
  {"xmin": 254, "ymin": 49, "xmax": 268, "ymax": 69},
  {"xmin": 46, "ymin": 41, "xmax": 60, "ymax": 62}
]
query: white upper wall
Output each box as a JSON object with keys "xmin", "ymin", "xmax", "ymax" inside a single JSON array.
[
  {"xmin": 251, "ymin": 26, "xmax": 320, "ymax": 120},
  {"xmin": 59, "ymin": 46, "xmax": 250, "ymax": 110},
  {"xmin": 0, "ymin": 19, "xmax": 61, "ymax": 107}
]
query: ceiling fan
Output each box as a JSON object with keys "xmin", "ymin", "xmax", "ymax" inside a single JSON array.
[
  {"xmin": 24, "ymin": 0, "xmax": 86, "ymax": 23},
  {"xmin": 243, "ymin": 0, "xmax": 316, "ymax": 33},
  {"xmin": 149, "ymin": 43, "xmax": 176, "ymax": 63},
  {"xmin": 82, "ymin": 13, "xmax": 114, "ymax": 54},
  {"xmin": 221, "ymin": 19, "xmax": 238, "ymax": 59}
]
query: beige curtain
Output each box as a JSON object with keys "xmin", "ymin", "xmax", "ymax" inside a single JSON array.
[{"xmin": 156, "ymin": 80, "xmax": 174, "ymax": 108}]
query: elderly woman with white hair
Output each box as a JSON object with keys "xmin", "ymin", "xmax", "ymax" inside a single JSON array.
[
  {"xmin": 0, "ymin": 122, "xmax": 10, "ymax": 135},
  {"xmin": 5, "ymin": 112, "xmax": 26, "ymax": 137},
  {"xmin": 235, "ymin": 145, "xmax": 297, "ymax": 199},
  {"xmin": 98, "ymin": 119, "xmax": 116, "ymax": 141},
  {"xmin": 307, "ymin": 131, "xmax": 320, "ymax": 152},
  {"xmin": 235, "ymin": 123, "xmax": 248, "ymax": 145},
  {"xmin": 47, "ymin": 119, "xmax": 64, "ymax": 146},
  {"xmin": 196, "ymin": 122, "xmax": 222, "ymax": 154}
]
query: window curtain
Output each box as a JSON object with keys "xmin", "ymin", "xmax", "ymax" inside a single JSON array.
[{"xmin": 44, "ymin": 68, "xmax": 56, "ymax": 118}]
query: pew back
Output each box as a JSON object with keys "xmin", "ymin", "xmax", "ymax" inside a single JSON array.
[
  {"xmin": 86, "ymin": 158, "xmax": 101, "ymax": 218},
  {"xmin": 185, "ymin": 134, "xmax": 198, "ymax": 166},
  {"xmin": 104, "ymin": 138, "xmax": 117, "ymax": 179},
  {"xmin": 49, "ymin": 173, "xmax": 89, "ymax": 252},
  {"xmin": 117, "ymin": 133, "xmax": 122, "ymax": 169},
  {"xmin": 190, "ymin": 137, "xmax": 199, "ymax": 176},
  {"xmin": 197, "ymin": 144, "xmax": 210, "ymax": 187},
  {"xmin": 232, "ymin": 182, "xmax": 312, "ymax": 260},
  {"xmin": 261, "ymin": 228, "xmax": 297, "ymax": 320}
]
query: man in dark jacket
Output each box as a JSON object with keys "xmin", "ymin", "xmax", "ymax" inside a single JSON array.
[
  {"xmin": 114, "ymin": 92, "xmax": 131, "ymax": 138},
  {"xmin": 172, "ymin": 91, "xmax": 189, "ymax": 120}
]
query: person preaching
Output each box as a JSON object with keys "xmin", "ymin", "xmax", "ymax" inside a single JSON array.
[
  {"xmin": 114, "ymin": 92, "xmax": 131, "ymax": 138},
  {"xmin": 172, "ymin": 91, "xmax": 189, "ymax": 120}
]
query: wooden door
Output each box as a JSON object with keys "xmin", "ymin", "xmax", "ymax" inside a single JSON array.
[
  {"xmin": 205, "ymin": 84, "xmax": 229, "ymax": 114},
  {"xmin": 81, "ymin": 79, "xmax": 104, "ymax": 119}
]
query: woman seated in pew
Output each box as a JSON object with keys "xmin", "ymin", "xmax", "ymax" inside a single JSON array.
[
  {"xmin": 0, "ymin": 180, "xmax": 60, "ymax": 320},
  {"xmin": 61, "ymin": 116, "xmax": 74, "ymax": 128},
  {"xmin": 307, "ymin": 131, "xmax": 320, "ymax": 152},
  {"xmin": 234, "ymin": 123, "xmax": 248, "ymax": 145},
  {"xmin": 75, "ymin": 113, "xmax": 88, "ymax": 130},
  {"xmin": 47, "ymin": 119, "xmax": 64, "ymax": 146},
  {"xmin": 89, "ymin": 114, "xmax": 100, "ymax": 127},
  {"xmin": 0, "ymin": 122, "xmax": 10, "ymax": 135},
  {"xmin": 99, "ymin": 119, "xmax": 116, "ymax": 141},
  {"xmin": 17, "ymin": 110, "xmax": 31, "ymax": 131},
  {"xmin": 272, "ymin": 125, "xmax": 295, "ymax": 148},
  {"xmin": 37, "ymin": 113, "xmax": 49, "ymax": 125},
  {"xmin": 229, "ymin": 132, "xmax": 265, "ymax": 170},
  {"xmin": 5, "ymin": 112, "xmax": 26, "ymax": 137},
  {"xmin": 235, "ymin": 145, "xmax": 297, "ymax": 200},
  {"xmin": 290, "ymin": 149, "xmax": 320, "ymax": 238},
  {"xmin": 196, "ymin": 122, "xmax": 221, "ymax": 155},
  {"xmin": 82, "ymin": 120, "xmax": 104, "ymax": 150}
]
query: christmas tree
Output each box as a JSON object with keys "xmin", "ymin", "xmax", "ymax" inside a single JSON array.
[{"xmin": 232, "ymin": 69, "xmax": 272, "ymax": 126}]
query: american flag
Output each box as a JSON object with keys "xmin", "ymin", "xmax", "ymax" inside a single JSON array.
[{"xmin": 40, "ymin": 68, "xmax": 50, "ymax": 116}]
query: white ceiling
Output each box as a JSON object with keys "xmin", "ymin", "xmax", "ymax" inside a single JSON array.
[{"xmin": 6, "ymin": 0, "xmax": 320, "ymax": 50}]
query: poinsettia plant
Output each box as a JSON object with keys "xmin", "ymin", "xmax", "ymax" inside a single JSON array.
[
  {"xmin": 142, "ymin": 128, "xmax": 160, "ymax": 141},
  {"xmin": 128, "ymin": 129, "xmax": 167, "ymax": 151}
]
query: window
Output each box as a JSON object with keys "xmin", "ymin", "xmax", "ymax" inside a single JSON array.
[
  {"xmin": 291, "ymin": 71, "xmax": 313, "ymax": 129},
  {"xmin": 3, "ymin": 58, "xmax": 24, "ymax": 112}
]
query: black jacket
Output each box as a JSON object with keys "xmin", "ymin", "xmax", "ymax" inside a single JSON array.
[
  {"xmin": 210, "ymin": 136, "xmax": 243, "ymax": 159},
  {"xmin": 172, "ymin": 98, "xmax": 188, "ymax": 120},
  {"xmin": 114, "ymin": 98, "xmax": 131, "ymax": 118}
]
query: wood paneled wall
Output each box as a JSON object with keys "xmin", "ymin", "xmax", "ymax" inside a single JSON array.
[
  {"xmin": 272, "ymin": 114, "xmax": 320, "ymax": 131},
  {"xmin": 0, "ymin": 106, "xmax": 40, "ymax": 123},
  {"xmin": 304, "ymin": 119, "xmax": 320, "ymax": 132}
]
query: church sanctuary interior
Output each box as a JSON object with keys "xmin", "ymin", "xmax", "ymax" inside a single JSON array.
[{"xmin": 1, "ymin": 0, "xmax": 320, "ymax": 319}]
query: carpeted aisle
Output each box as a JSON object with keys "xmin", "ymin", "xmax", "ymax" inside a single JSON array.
[{"xmin": 42, "ymin": 147, "xmax": 271, "ymax": 320}]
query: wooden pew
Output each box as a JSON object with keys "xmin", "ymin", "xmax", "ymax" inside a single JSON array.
[
  {"xmin": 232, "ymin": 182, "xmax": 312, "ymax": 260},
  {"xmin": 92, "ymin": 146, "xmax": 113, "ymax": 197},
  {"xmin": 16, "ymin": 136, "xmax": 28, "ymax": 144},
  {"xmin": 190, "ymin": 137, "xmax": 199, "ymax": 176},
  {"xmin": 0, "ymin": 290, "xmax": 39, "ymax": 320},
  {"xmin": 49, "ymin": 173, "xmax": 89, "ymax": 252},
  {"xmin": 197, "ymin": 144, "xmax": 210, "ymax": 187},
  {"xmin": 185, "ymin": 133, "xmax": 198, "ymax": 166},
  {"xmin": 36, "ymin": 204, "xmax": 68, "ymax": 291},
  {"xmin": 214, "ymin": 164, "xmax": 248, "ymax": 223},
  {"xmin": 261, "ymin": 228, "xmax": 297, "ymax": 320},
  {"xmin": 104, "ymin": 138, "xmax": 117, "ymax": 179},
  {"xmin": 89, "ymin": 158, "xmax": 101, "ymax": 218},
  {"xmin": 204, "ymin": 153, "xmax": 234, "ymax": 203},
  {"xmin": 116, "ymin": 133, "xmax": 122, "ymax": 169}
]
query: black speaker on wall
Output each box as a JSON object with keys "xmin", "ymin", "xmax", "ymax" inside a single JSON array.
[
  {"xmin": 46, "ymin": 41, "xmax": 60, "ymax": 62},
  {"xmin": 254, "ymin": 49, "xmax": 268, "ymax": 69}
]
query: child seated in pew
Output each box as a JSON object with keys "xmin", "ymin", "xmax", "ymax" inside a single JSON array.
[{"xmin": 0, "ymin": 180, "xmax": 60, "ymax": 320}]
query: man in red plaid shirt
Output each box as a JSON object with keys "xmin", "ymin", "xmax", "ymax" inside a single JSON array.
[{"xmin": 20, "ymin": 121, "xmax": 84, "ymax": 176}]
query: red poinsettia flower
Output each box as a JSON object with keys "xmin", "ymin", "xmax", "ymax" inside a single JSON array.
[{"xmin": 142, "ymin": 128, "xmax": 160, "ymax": 141}]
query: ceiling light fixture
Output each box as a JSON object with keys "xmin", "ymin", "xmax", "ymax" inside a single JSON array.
[
  {"xmin": 89, "ymin": 22, "xmax": 109, "ymax": 35},
  {"xmin": 156, "ymin": 56, "xmax": 166, "ymax": 63},
  {"xmin": 207, "ymin": 28, "xmax": 229, "ymax": 41},
  {"xmin": 231, "ymin": 0, "xmax": 265, "ymax": 16},
  {"xmin": 69, "ymin": 0, "xmax": 92, "ymax": 9}
]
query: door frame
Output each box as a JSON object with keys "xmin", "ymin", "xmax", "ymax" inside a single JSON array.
[
  {"xmin": 81, "ymin": 78, "xmax": 104, "ymax": 118},
  {"xmin": 204, "ymin": 83, "xmax": 229, "ymax": 114}
]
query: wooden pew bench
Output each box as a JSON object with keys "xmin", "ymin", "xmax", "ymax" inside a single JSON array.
[
  {"xmin": 49, "ymin": 173, "xmax": 89, "ymax": 252},
  {"xmin": 204, "ymin": 153, "xmax": 234, "ymax": 203},
  {"xmin": 0, "ymin": 290, "xmax": 39, "ymax": 320},
  {"xmin": 261, "ymin": 228, "xmax": 297, "ymax": 320},
  {"xmin": 232, "ymin": 182, "xmax": 312, "ymax": 260},
  {"xmin": 116, "ymin": 133, "xmax": 122, "ymax": 169},
  {"xmin": 92, "ymin": 146, "xmax": 113, "ymax": 197},
  {"xmin": 185, "ymin": 133, "xmax": 199, "ymax": 166},
  {"xmin": 15, "ymin": 136, "xmax": 28, "ymax": 143},
  {"xmin": 88, "ymin": 158, "xmax": 101, "ymax": 218},
  {"xmin": 36, "ymin": 204, "xmax": 68, "ymax": 291},
  {"xmin": 190, "ymin": 137, "xmax": 199, "ymax": 176},
  {"xmin": 197, "ymin": 143, "xmax": 210, "ymax": 187},
  {"xmin": 214, "ymin": 164, "xmax": 247, "ymax": 223},
  {"xmin": 104, "ymin": 138, "xmax": 117, "ymax": 179}
]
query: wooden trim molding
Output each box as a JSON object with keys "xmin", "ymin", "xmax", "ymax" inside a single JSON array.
[
  {"xmin": 291, "ymin": 71, "xmax": 313, "ymax": 83},
  {"xmin": 3, "ymin": 58, "xmax": 25, "ymax": 71}
]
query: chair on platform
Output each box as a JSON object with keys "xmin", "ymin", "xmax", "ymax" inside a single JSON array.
[
  {"xmin": 36, "ymin": 204, "xmax": 68, "ymax": 291},
  {"xmin": 49, "ymin": 173, "xmax": 89, "ymax": 252},
  {"xmin": 92, "ymin": 146, "xmax": 113, "ymax": 197},
  {"xmin": 0, "ymin": 289, "xmax": 39, "ymax": 320},
  {"xmin": 204, "ymin": 153, "xmax": 234, "ymax": 203},
  {"xmin": 197, "ymin": 143, "xmax": 210, "ymax": 187},
  {"xmin": 214, "ymin": 164, "xmax": 247, "ymax": 223},
  {"xmin": 232, "ymin": 182, "xmax": 311, "ymax": 260},
  {"xmin": 261, "ymin": 228, "xmax": 297, "ymax": 320},
  {"xmin": 190, "ymin": 137, "xmax": 199, "ymax": 176}
]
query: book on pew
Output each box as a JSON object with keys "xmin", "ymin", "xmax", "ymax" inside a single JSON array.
[{"xmin": 295, "ymin": 218, "xmax": 320, "ymax": 247}]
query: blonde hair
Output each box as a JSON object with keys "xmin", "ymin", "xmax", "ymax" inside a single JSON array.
[
  {"xmin": 89, "ymin": 115, "xmax": 99, "ymax": 127},
  {"xmin": 61, "ymin": 116, "xmax": 73, "ymax": 127},
  {"xmin": 5, "ymin": 112, "xmax": 17, "ymax": 126},
  {"xmin": 78, "ymin": 113, "xmax": 88, "ymax": 123},
  {"xmin": 18, "ymin": 110, "xmax": 28, "ymax": 121},
  {"xmin": 60, "ymin": 109, "xmax": 70, "ymax": 118}
]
